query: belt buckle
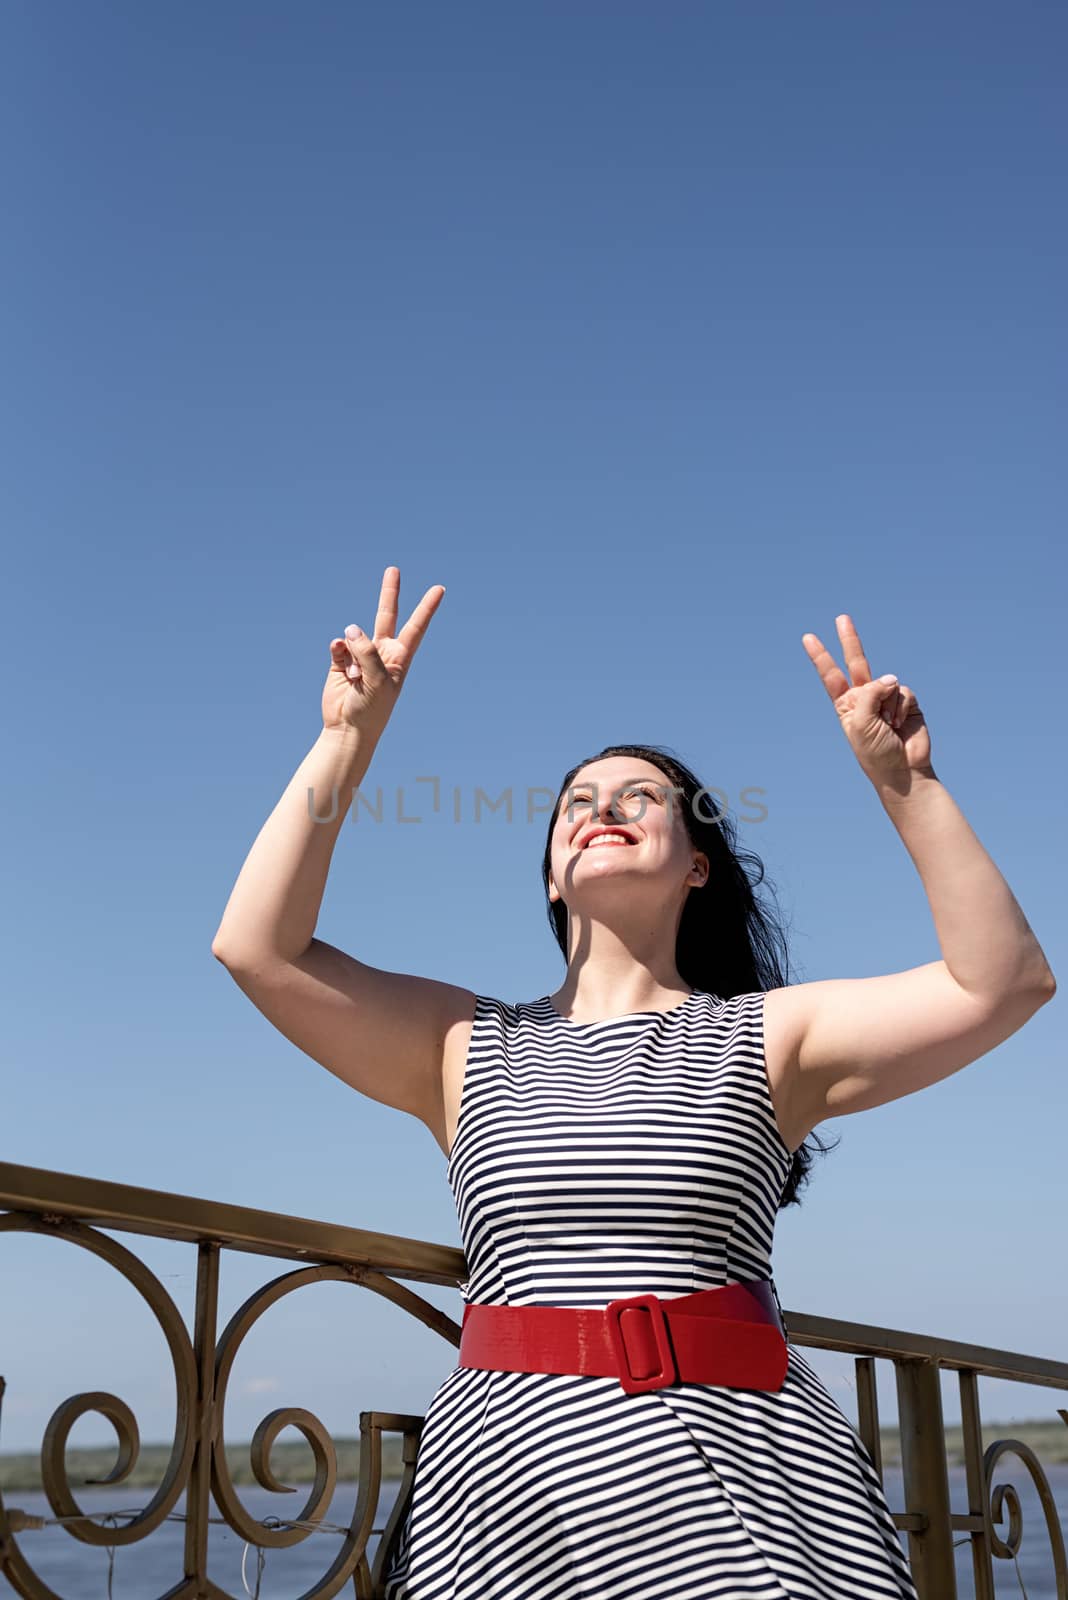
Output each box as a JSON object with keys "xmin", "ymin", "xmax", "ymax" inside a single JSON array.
[{"xmin": 604, "ymin": 1293, "xmax": 677, "ymax": 1394}]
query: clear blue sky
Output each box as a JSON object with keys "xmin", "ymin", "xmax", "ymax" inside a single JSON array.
[{"xmin": 2, "ymin": 1, "xmax": 1065, "ymax": 1457}]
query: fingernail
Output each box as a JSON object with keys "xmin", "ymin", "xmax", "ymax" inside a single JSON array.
[{"xmin": 345, "ymin": 624, "xmax": 362, "ymax": 639}]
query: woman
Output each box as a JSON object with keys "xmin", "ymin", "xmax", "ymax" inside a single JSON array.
[{"xmin": 212, "ymin": 567, "xmax": 1055, "ymax": 1599}]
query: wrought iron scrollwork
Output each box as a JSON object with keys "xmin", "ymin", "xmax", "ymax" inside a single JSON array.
[
  {"xmin": 0, "ymin": 1214, "xmax": 458, "ymax": 1599},
  {"xmin": 982, "ymin": 1413, "xmax": 1068, "ymax": 1595},
  {"xmin": 4, "ymin": 1161, "xmax": 1068, "ymax": 1600},
  {"xmin": 0, "ymin": 1209, "xmax": 197, "ymax": 1587}
]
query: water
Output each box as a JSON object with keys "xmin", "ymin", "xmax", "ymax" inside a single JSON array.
[
  {"xmin": 2, "ymin": 1464, "xmax": 1066, "ymax": 1598},
  {"xmin": 0, "ymin": 1477, "xmax": 402, "ymax": 1598}
]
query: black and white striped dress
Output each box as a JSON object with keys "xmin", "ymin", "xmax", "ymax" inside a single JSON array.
[{"xmin": 382, "ymin": 989, "xmax": 918, "ymax": 1600}]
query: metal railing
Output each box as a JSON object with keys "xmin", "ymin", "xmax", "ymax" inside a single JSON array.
[{"xmin": 1, "ymin": 1160, "xmax": 1065, "ymax": 1599}]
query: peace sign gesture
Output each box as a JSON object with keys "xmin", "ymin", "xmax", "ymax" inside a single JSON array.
[
  {"xmin": 323, "ymin": 566, "xmax": 446, "ymax": 737},
  {"xmin": 802, "ymin": 615, "xmax": 933, "ymax": 784}
]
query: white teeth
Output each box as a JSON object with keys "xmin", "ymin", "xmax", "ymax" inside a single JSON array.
[{"xmin": 585, "ymin": 835, "xmax": 632, "ymax": 849}]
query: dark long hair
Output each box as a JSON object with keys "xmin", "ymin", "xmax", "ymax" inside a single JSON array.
[{"xmin": 539, "ymin": 742, "xmax": 839, "ymax": 1210}]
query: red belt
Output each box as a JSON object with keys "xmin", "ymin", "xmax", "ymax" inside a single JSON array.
[{"xmin": 458, "ymin": 1279, "xmax": 789, "ymax": 1395}]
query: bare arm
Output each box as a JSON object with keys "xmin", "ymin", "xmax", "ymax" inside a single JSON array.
[
  {"xmin": 211, "ymin": 568, "xmax": 470, "ymax": 1126},
  {"xmin": 211, "ymin": 724, "xmax": 374, "ymax": 967},
  {"xmin": 786, "ymin": 616, "xmax": 1056, "ymax": 1137}
]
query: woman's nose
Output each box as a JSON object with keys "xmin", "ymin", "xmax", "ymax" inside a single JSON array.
[{"xmin": 594, "ymin": 793, "xmax": 630, "ymax": 824}]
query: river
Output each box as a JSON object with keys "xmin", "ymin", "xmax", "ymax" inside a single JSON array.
[{"xmin": 2, "ymin": 1463, "xmax": 1066, "ymax": 1597}]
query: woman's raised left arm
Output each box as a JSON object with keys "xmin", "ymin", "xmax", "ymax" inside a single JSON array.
[{"xmin": 777, "ymin": 616, "xmax": 1055, "ymax": 1130}]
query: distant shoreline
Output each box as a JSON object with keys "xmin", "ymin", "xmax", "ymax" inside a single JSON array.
[{"xmin": 2, "ymin": 1420, "xmax": 1066, "ymax": 1493}]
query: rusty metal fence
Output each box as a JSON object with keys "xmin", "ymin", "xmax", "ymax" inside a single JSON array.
[{"xmin": 1, "ymin": 1161, "xmax": 1065, "ymax": 1599}]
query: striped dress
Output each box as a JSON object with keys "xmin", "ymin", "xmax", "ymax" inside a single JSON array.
[{"xmin": 382, "ymin": 989, "xmax": 919, "ymax": 1600}]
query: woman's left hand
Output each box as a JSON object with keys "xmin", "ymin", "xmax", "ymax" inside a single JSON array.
[{"xmin": 802, "ymin": 615, "xmax": 933, "ymax": 783}]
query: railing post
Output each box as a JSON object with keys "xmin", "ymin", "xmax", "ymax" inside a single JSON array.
[
  {"xmin": 957, "ymin": 1369, "xmax": 996, "ymax": 1600},
  {"xmin": 183, "ymin": 1241, "xmax": 220, "ymax": 1591},
  {"xmin": 855, "ymin": 1355, "xmax": 883, "ymax": 1479},
  {"xmin": 895, "ymin": 1355, "xmax": 957, "ymax": 1599}
]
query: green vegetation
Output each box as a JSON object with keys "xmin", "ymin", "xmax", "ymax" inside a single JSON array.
[
  {"xmin": 876, "ymin": 1418, "xmax": 1068, "ymax": 1469},
  {"xmin": 0, "ymin": 1435, "xmax": 405, "ymax": 1493},
  {"xmin": 2, "ymin": 1420, "xmax": 1065, "ymax": 1494}
]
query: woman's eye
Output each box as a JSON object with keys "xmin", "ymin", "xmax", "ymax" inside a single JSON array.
[{"xmin": 569, "ymin": 785, "xmax": 658, "ymax": 806}]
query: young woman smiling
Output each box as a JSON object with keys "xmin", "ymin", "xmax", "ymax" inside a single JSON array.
[{"xmin": 212, "ymin": 566, "xmax": 1054, "ymax": 1600}]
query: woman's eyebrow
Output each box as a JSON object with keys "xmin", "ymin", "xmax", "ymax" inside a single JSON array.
[{"xmin": 570, "ymin": 783, "xmax": 662, "ymax": 795}]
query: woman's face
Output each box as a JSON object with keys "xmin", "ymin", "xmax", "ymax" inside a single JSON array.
[{"xmin": 547, "ymin": 756, "xmax": 706, "ymax": 911}]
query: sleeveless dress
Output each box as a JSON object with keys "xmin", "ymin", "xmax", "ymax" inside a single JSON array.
[{"xmin": 381, "ymin": 989, "xmax": 919, "ymax": 1600}]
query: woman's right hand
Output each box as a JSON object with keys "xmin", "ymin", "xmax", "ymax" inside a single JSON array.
[{"xmin": 323, "ymin": 566, "xmax": 446, "ymax": 736}]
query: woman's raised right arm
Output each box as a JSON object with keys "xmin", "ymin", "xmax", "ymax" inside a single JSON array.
[
  {"xmin": 211, "ymin": 723, "xmax": 377, "ymax": 967},
  {"xmin": 210, "ymin": 569, "xmax": 475, "ymax": 1129}
]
